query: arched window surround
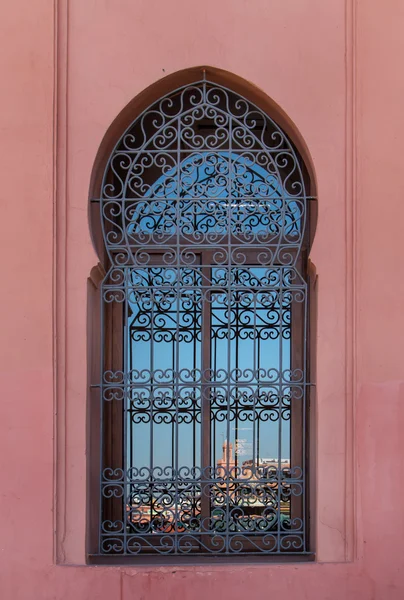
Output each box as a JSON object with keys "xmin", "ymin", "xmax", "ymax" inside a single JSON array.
[{"xmin": 87, "ymin": 67, "xmax": 317, "ymax": 563}]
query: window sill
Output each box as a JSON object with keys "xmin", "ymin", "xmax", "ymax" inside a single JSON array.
[{"xmin": 87, "ymin": 552, "xmax": 315, "ymax": 567}]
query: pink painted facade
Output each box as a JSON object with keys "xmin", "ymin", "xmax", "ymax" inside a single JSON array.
[{"xmin": 1, "ymin": 0, "xmax": 404, "ymax": 598}]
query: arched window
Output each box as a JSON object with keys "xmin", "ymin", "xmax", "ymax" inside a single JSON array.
[{"xmin": 89, "ymin": 71, "xmax": 317, "ymax": 560}]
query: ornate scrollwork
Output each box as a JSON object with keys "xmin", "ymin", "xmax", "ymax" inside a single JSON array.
[
  {"xmin": 98, "ymin": 79, "xmax": 312, "ymax": 556},
  {"xmin": 100, "ymin": 80, "xmax": 308, "ymax": 269}
]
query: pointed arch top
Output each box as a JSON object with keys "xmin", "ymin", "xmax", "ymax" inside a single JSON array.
[{"xmin": 89, "ymin": 66, "xmax": 317, "ymax": 266}]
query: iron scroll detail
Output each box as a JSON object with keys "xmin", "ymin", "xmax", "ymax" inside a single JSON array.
[{"xmin": 97, "ymin": 79, "xmax": 314, "ymax": 557}]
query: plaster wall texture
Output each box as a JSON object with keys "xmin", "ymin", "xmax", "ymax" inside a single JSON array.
[{"xmin": 1, "ymin": 1, "xmax": 404, "ymax": 599}]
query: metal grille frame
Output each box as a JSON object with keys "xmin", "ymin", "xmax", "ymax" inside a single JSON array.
[{"xmin": 92, "ymin": 77, "xmax": 316, "ymax": 560}]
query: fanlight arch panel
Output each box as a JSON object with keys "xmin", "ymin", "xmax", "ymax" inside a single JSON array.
[
  {"xmin": 91, "ymin": 74, "xmax": 316, "ymax": 559},
  {"xmin": 100, "ymin": 80, "xmax": 312, "ymax": 268}
]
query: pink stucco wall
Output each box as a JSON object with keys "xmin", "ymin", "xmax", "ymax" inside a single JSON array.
[{"xmin": 1, "ymin": 0, "xmax": 404, "ymax": 598}]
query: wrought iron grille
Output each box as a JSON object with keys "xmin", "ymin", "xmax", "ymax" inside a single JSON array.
[{"xmin": 96, "ymin": 78, "xmax": 315, "ymax": 558}]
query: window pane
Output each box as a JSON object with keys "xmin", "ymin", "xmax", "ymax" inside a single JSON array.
[{"xmin": 127, "ymin": 267, "xmax": 202, "ymax": 535}]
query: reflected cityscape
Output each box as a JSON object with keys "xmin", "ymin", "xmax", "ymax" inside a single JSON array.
[{"xmin": 125, "ymin": 440, "xmax": 292, "ymax": 534}]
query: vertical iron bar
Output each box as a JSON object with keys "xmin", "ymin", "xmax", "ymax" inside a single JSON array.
[
  {"xmin": 149, "ymin": 272, "xmax": 155, "ymax": 526},
  {"xmin": 256, "ymin": 298, "xmax": 260, "ymax": 468},
  {"xmin": 252, "ymin": 287, "xmax": 257, "ymax": 474},
  {"xmin": 128, "ymin": 286, "xmax": 133, "ymax": 505},
  {"xmin": 99, "ymin": 280, "xmax": 105, "ymax": 554},
  {"xmin": 201, "ymin": 261, "xmax": 212, "ymax": 544},
  {"xmin": 213, "ymin": 319, "xmax": 217, "ymax": 468},
  {"xmin": 277, "ymin": 269, "xmax": 283, "ymax": 552},
  {"xmin": 225, "ymin": 117, "xmax": 232, "ymax": 553},
  {"xmin": 234, "ymin": 279, "xmax": 239, "ymax": 470},
  {"xmin": 123, "ymin": 267, "xmax": 129, "ymax": 553},
  {"xmin": 173, "ymin": 117, "xmax": 180, "ymax": 552},
  {"xmin": 302, "ymin": 280, "xmax": 308, "ymax": 551},
  {"xmin": 193, "ymin": 271, "xmax": 197, "ymax": 471}
]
